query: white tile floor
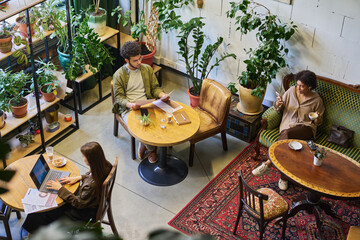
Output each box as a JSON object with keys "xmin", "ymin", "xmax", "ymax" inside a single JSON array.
[{"xmin": 1, "ymin": 68, "xmax": 250, "ymax": 240}]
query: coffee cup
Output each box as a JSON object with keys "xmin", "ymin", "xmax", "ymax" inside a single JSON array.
[{"xmin": 309, "ymin": 112, "xmax": 318, "ymax": 121}]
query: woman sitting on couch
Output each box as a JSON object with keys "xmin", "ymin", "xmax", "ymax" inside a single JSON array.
[{"xmin": 252, "ymin": 70, "xmax": 325, "ymax": 190}]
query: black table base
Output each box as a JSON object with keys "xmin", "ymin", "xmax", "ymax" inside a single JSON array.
[
  {"xmin": 138, "ymin": 147, "xmax": 188, "ymax": 186},
  {"xmin": 288, "ymin": 192, "xmax": 341, "ymax": 240}
]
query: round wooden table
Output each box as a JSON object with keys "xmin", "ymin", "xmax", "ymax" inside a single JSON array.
[
  {"xmin": 127, "ymin": 101, "xmax": 200, "ymax": 186},
  {"xmin": 268, "ymin": 139, "xmax": 360, "ymax": 239},
  {"xmin": 0, "ymin": 154, "xmax": 80, "ymax": 212}
]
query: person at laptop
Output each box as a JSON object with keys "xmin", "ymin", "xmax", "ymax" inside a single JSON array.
[
  {"xmin": 112, "ymin": 41, "xmax": 170, "ymax": 164},
  {"xmin": 22, "ymin": 142, "xmax": 112, "ymax": 234}
]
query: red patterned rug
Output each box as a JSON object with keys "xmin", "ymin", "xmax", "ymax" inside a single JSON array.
[{"xmin": 169, "ymin": 143, "xmax": 360, "ymax": 239}]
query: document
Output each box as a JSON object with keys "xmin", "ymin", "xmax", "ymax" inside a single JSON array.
[
  {"xmin": 152, "ymin": 100, "xmax": 183, "ymax": 113},
  {"xmin": 22, "ymin": 188, "xmax": 58, "ymax": 214}
]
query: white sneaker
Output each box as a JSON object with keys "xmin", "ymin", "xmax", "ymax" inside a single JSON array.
[
  {"xmin": 252, "ymin": 162, "xmax": 269, "ymax": 176},
  {"xmin": 278, "ymin": 179, "xmax": 288, "ymax": 191}
]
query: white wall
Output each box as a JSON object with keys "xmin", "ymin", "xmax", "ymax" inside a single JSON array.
[{"xmin": 140, "ymin": 0, "xmax": 360, "ymax": 103}]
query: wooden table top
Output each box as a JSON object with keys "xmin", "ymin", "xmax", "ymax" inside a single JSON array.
[
  {"xmin": 0, "ymin": 154, "xmax": 80, "ymax": 211},
  {"xmin": 268, "ymin": 139, "xmax": 360, "ymax": 199},
  {"xmin": 127, "ymin": 101, "xmax": 200, "ymax": 147}
]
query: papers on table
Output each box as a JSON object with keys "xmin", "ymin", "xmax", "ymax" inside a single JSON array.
[
  {"xmin": 152, "ymin": 100, "xmax": 182, "ymax": 113},
  {"xmin": 22, "ymin": 188, "xmax": 58, "ymax": 214}
]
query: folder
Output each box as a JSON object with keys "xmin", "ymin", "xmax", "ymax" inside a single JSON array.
[
  {"xmin": 137, "ymin": 99, "xmax": 155, "ymax": 108},
  {"xmin": 173, "ymin": 110, "xmax": 191, "ymax": 125}
]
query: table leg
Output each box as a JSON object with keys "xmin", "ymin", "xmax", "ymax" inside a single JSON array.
[{"xmin": 138, "ymin": 146, "xmax": 188, "ymax": 186}]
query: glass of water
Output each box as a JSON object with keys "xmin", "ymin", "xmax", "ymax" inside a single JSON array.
[{"xmin": 46, "ymin": 146, "xmax": 54, "ymax": 162}]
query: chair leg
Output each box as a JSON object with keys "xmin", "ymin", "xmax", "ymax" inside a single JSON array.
[
  {"xmin": 221, "ymin": 131, "xmax": 228, "ymax": 151},
  {"xmin": 281, "ymin": 215, "xmax": 288, "ymax": 240},
  {"xmin": 233, "ymin": 202, "xmax": 243, "ymax": 235},
  {"xmin": 131, "ymin": 137, "xmax": 136, "ymax": 160},
  {"xmin": 3, "ymin": 216, "xmax": 12, "ymax": 240},
  {"xmin": 253, "ymin": 139, "xmax": 261, "ymax": 161},
  {"xmin": 107, "ymin": 205, "xmax": 119, "ymax": 237},
  {"xmin": 259, "ymin": 223, "xmax": 264, "ymax": 240},
  {"xmin": 113, "ymin": 116, "xmax": 118, "ymax": 136},
  {"xmin": 189, "ymin": 143, "xmax": 195, "ymax": 167},
  {"xmin": 15, "ymin": 209, "xmax": 21, "ymax": 219}
]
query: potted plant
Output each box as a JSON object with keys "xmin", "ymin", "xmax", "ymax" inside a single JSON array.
[
  {"xmin": 311, "ymin": 147, "xmax": 328, "ymax": 166},
  {"xmin": 87, "ymin": 1, "xmax": 107, "ymax": 36},
  {"xmin": 15, "ymin": 10, "xmax": 36, "ymax": 37},
  {"xmin": 0, "ymin": 69, "xmax": 31, "ymax": 118},
  {"xmin": 137, "ymin": 113, "xmax": 154, "ymax": 127},
  {"xmin": 227, "ymin": 0, "xmax": 297, "ymax": 114},
  {"xmin": 227, "ymin": 82, "xmax": 238, "ymax": 95},
  {"xmin": 16, "ymin": 133, "xmax": 35, "ymax": 148},
  {"xmin": 177, "ymin": 17, "xmax": 236, "ymax": 107},
  {"xmin": 0, "ymin": 21, "xmax": 31, "ymax": 65},
  {"xmin": 33, "ymin": 59, "xmax": 59, "ymax": 102}
]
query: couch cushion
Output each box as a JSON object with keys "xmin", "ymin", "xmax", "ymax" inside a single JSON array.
[
  {"xmin": 191, "ymin": 107, "xmax": 221, "ymax": 141},
  {"xmin": 259, "ymin": 128, "xmax": 280, "ymax": 148},
  {"xmin": 315, "ymin": 133, "xmax": 360, "ymax": 163}
]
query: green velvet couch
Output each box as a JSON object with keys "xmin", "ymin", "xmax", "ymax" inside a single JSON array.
[{"xmin": 254, "ymin": 74, "xmax": 360, "ymax": 162}]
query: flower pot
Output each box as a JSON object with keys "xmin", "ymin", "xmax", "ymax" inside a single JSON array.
[
  {"xmin": 10, "ymin": 97, "xmax": 28, "ymax": 118},
  {"xmin": 0, "ymin": 35, "xmax": 12, "ymax": 53},
  {"xmin": 40, "ymin": 85, "xmax": 56, "ymax": 102},
  {"xmin": 187, "ymin": 87, "xmax": 200, "ymax": 108},
  {"xmin": 16, "ymin": 16, "xmax": 35, "ymax": 37},
  {"xmin": 57, "ymin": 47, "xmax": 71, "ymax": 72},
  {"xmin": 313, "ymin": 156, "xmax": 323, "ymax": 166},
  {"xmin": 44, "ymin": 104, "xmax": 59, "ymax": 123},
  {"xmin": 237, "ymin": 84, "xmax": 264, "ymax": 115},
  {"xmin": 140, "ymin": 120, "xmax": 150, "ymax": 126},
  {"xmin": 0, "ymin": 110, "xmax": 6, "ymax": 129},
  {"xmin": 141, "ymin": 42, "xmax": 156, "ymax": 67},
  {"xmin": 87, "ymin": 8, "xmax": 107, "ymax": 36}
]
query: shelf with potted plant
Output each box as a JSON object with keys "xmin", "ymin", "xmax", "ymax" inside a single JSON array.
[{"xmin": 0, "ymin": 0, "xmax": 79, "ymax": 166}]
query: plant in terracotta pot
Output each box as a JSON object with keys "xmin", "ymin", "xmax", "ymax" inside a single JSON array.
[
  {"xmin": 15, "ymin": 10, "xmax": 36, "ymax": 37},
  {"xmin": 177, "ymin": 17, "xmax": 236, "ymax": 107},
  {"xmin": 0, "ymin": 69, "xmax": 31, "ymax": 118},
  {"xmin": 33, "ymin": 59, "xmax": 59, "ymax": 102},
  {"xmin": 227, "ymin": 0, "xmax": 297, "ymax": 114},
  {"xmin": 0, "ymin": 21, "xmax": 31, "ymax": 65}
]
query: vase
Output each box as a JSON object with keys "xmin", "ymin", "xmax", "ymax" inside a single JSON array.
[
  {"xmin": 10, "ymin": 97, "xmax": 28, "ymax": 118},
  {"xmin": 40, "ymin": 85, "xmax": 56, "ymax": 102},
  {"xmin": 0, "ymin": 35, "xmax": 12, "ymax": 53},
  {"xmin": 140, "ymin": 42, "xmax": 156, "ymax": 67},
  {"xmin": 57, "ymin": 47, "xmax": 71, "ymax": 72},
  {"xmin": 313, "ymin": 156, "xmax": 323, "ymax": 166},
  {"xmin": 237, "ymin": 84, "xmax": 264, "ymax": 115},
  {"xmin": 15, "ymin": 16, "xmax": 35, "ymax": 37}
]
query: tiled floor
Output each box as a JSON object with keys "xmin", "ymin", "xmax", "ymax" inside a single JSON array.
[{"xmin": 1, "ymin": 68, "xmax": 250, "ymax": 240}]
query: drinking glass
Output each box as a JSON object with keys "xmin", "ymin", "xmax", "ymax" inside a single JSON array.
[
  {"xmin": 160, "ymin": 113, "xmax": 167, "ymax": 129},
  {"xmin": 46, "ymin": 146, "xmax": 54, "ymax": 162},
  {"xmin": 165, "ymin": 112, "xmax": 173, "ymax": 123}
]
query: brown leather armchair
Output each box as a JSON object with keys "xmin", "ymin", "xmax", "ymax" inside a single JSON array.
[
  {"xmin": 188, "ymin": 78, "xmax": 232, "ymax": 166},
  {"xmin": 111, "ymin": 80, "xmax": 136, "ymax": 160}
]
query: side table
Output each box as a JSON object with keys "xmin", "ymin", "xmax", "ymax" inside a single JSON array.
[{"xmin": 226, "ymin": 95, "xmax": 265, "ymax": 142}]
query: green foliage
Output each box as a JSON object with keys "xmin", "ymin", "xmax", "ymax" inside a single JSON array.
[
  {"xmin": 227, "ymin": 0, "xmax": 297, "ymax": 98},
  {"xmin": 311, "ymin": 147, "xmax": 328, "ymax": 161},
  {"xmin": 0, "ymin": 69, "xmax": 31, "ymax": 112},
  {"xmin": 32, "ymin": 59, "xmax": 59, "ymax": 93},
  {"xmin": 227, "ymin": 82, "xmax": 238, "ymax": 95},
  {"xmin": 64, "ymin": 13, "xmax": 115, "ymax": 81},
  {"xmin": 137, "ymin": 113, "xmax": 154, "ymax": 126},
  {"xmin": 16, "ymin": 133, "xmax": 35, "ymax": 146},
  {"xmin": 177, "ymin": 17, "xmax": 236, "ymax": 95}
]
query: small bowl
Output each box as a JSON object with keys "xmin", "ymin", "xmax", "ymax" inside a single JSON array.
[
  {"xmin": 288, "ymin": 141, "xmax": 303, "ymax": 151},
  {"xmin": 309, "ymin": 112, "xmax": 318, "ymax": 121}
]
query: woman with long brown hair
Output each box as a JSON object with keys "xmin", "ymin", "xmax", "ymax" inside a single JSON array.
[{"xmin": 22, "ymin": 142, "xmax": 112, "ymax": 234}]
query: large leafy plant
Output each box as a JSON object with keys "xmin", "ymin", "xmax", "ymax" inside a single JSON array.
[
  {"xmin": 177, "ymin": 17, "xmax": 236, "ymax": 96},
  {"xmin": 32, "ymin": 59, "xmax": 59, "ymax": 94},
  {"xmin": 0, "ymin": 69, "xmax": 31, "ymax": 112},
  {"xmin": 65, "ymin": 13, "xmax": 115, "ymax": 81},
  {"xmin": 227, "ymin": 0, "xmax": 297, "ymax": 98}
]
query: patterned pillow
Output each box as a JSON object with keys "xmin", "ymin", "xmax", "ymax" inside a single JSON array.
[
  {"xmin": 262, "ymin": 107, "xmax": 282, "ymax": 130},
  {"xmin": 255, "ymin": 188, "xmax": 288, "ymax": 220}
]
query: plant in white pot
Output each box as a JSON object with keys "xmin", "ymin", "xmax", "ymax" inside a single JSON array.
[
  {"xmin": 87, "ymin": 0, "xmax": 107, "ymax": 36},
  {"xmin": 227, "ymin": 0, "xmax": 297, "ymax": 115},
  {"xmin": 0, "ymin": 69, "xmax": 31, "ymax": 118},
  {"xmin": 177, "ymin": 17, "xmax": 236, "ymax": 107}
]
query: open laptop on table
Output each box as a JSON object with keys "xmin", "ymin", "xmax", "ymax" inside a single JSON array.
[{"xmin": 30, "ymin": 154, "xmax": 70, "ymax": 193}]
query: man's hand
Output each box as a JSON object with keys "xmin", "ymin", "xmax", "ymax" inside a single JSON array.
[
  {"xmin": 126, "ymin": 102, "xmax": 140, "ymax": 110},
  {"xmin": 159, "ymin": 93, "xmax": 170, "ymax": 102},
  {"xmin": 46, "ymin": 179, "xmax": 62, "ymax": 191}
]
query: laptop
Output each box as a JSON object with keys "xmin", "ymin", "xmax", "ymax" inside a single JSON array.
[{"xmin": 30, "ymin": 154, "xmax": 70, "ymax": 193}]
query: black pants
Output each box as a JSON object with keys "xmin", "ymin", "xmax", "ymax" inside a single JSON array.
[{"xmin": 23, "ymin": 204, "xmax": 97, "ymax": 234}]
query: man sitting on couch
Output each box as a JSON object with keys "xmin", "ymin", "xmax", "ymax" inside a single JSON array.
[{"xmin": 252, "ymin": 70, "xmax": 325, "ymax": 190}]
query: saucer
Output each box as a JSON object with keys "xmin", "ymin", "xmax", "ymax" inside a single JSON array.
[
  {"xmin": 52, "ymin": 157, "xmax": 67, "ymax": 167},
  {"xmin": 288, "ymin": 141, "xmax": 303, "ymax": 151}
]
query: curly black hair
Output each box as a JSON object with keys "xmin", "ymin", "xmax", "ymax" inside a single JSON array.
[
  {"xmin": 295, "ymin": 70, "xmax": 317, "ymax": 89},
  {"xmin": 120, "ymin": 41, "xmax": 141, "ymax": 60}
]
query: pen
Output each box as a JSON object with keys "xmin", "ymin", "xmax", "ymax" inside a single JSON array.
[{"xmin": 180, "ymin": 113, "xmax": 186, "ymax": 120}]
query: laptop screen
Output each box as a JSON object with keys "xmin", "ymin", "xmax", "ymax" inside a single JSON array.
[{"xmin": 30, "ymin": 154, "xmax": 50, "ymax": 189}]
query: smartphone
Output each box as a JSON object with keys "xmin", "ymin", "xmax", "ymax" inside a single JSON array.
[
  {"xmin": 275, "ymin": 91, "xmax": 281, "ymax": 97},
  {"xmin": 140, "ymin": 108, "xmax": 148, "ymax": 116}
]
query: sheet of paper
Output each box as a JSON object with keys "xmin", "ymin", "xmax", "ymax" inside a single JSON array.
[
  {"xmin": 22, "ymin": 188, "xmax": 57, "ymax": 207},
  {"xmin": 22, "ymin": 202, "xmax": 58, "ymax": 214},
  {"xmin": 152, "ymin": 99, "xmax": 182, "ymax": 113}
]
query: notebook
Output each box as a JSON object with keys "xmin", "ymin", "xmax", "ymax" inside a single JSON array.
[
  {"xmin": 29, "ymin": 154, "xmax": 70, "ymax": 193},
  {"xmin": 173, "ymin": 110, "xmax": 191, "ymax": 125}
]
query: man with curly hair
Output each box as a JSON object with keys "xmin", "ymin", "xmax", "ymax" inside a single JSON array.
[{"xmin": 112, "ymin": 41, "xmax": 170, "ymax": 164}]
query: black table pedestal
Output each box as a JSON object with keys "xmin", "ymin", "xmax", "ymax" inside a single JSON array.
[
  {"xmin": 288, "ymin": 192, "xmax": 340, "ymax": 240},
  {"xmin": 138, "ymin": 147, "xmax": 188, "ymax": 186}
]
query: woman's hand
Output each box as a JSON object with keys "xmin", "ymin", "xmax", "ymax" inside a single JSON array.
[
  {"xmin": 59, "ymin": 176, "xmax": 81, "ymax": 185},
  {"xmin": 46, "ymin": 179, "xmax": 62, "ymax": 191},
  {"xmin": 313, "ymin": 111, "xmax": 321, "ymax": 125},
  {"xmin": 275, "ymin": 95, "xmax": 283, "ymax": 108}
]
